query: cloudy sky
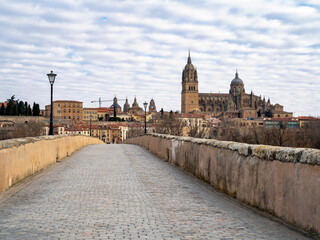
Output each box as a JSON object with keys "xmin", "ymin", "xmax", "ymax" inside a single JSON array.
[{"xmin": 1, "ymin": 0, "xmax": 319, "ymax": 116}]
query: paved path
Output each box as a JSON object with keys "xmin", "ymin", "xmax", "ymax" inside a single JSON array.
[{"xmin": 0, "ymin": 144, "xmax": 309, "ymax": 240}]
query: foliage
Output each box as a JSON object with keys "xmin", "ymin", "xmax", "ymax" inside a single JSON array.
[
  {"xmin": 0, "ymin": 104, "xmax": 4, "ymax": 115},
  {"xmin": 212, "ymin": 119, "xmax": 320, "ymax": 149},
  {"xmin": 153, "ymin": 114, "xmax": 183, "ymax": 136},
  {"xmin": 0, "ymin": 95, "xmax": 40, "ymax": 116},
  {"xmin": 264, "ymin": 109, "xmax": 273, "ymax": 118}
]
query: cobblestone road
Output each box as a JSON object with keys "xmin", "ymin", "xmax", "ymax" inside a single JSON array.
[{"xmin": 0, "ymin": 144, "xmax": 310, "ymax": 239}]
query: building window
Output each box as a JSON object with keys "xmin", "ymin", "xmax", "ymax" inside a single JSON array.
[
  {"xmin": 64, "ymin": 104, "xmax": 66, "ymax": 107},
  {"xmin": 64, "ymin": 109, "xmax": 66, "ymax": 113},
  {"xmin": 69, "ymin": 109, "xmax": 71, "ymax": 112},
  {"xmin": 69, "ymin": 104, "xmax": 71, "ymax": 107},
  {"xmin": 77, "ymin": 116, "xmax": 79, "ymax": 119},
  {"xmin": 73, "ymin": 116, "xmax": 75, "ymax": 119},
  {"xmin": 73, "ymin": 104, "xmax": 75, "ymax": 107},
  {"xmin": 58, "ymin": 104, "xmax": 60, "ymax": 107}
]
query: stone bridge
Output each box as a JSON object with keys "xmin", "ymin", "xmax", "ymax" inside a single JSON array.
[{"xmin": 0, "ymin": 134, "xmax": 319, "ymax": 239}]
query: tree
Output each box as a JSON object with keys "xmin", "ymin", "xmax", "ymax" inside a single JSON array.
[
  {"xmin": 302, "ymin": 120, "xmax": 320, "ymax": 149},
  {"xmin": 153, "ymin": 114, "xmax": 183, "ymax": 136},
  {"xmin": 264, "ymin": 109, "xmax": 273, "ymax": 118},
  {"xmin": 27, "ymin": 104, "xmax": 32, "ymax": 116},
  {"xmin": 0, "ymin": 104, "xmax": 4, "ymax": 115},
  {"xmin": 18, "ymin": 101, "xmax": 24, "ymax": 115},
  {"xmin": 5, "ymin": 95, "xmax": 16, "ymax": 115},
  {"xmin": 32, "ymin": 102, "xmax": 40, "ymax": 116},
  {"xmin": 188, "ymin": 125, "xmax": 210, "ymax": 138},
  {"xmin": 24, "ymin": 102, "xmax": 28, "ymax": 116}
]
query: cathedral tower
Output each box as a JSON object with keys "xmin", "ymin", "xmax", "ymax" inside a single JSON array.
[
  {"xmin": 149, "ymin": 98, "xmax": 156, "ymax": 113},
  {"xmin": 123, "ymin": 97, "xmax": 130, "ymax": 113},
  {"xmin": 181, "ymin": 51, "xmax": 199, "ymax": 113}
]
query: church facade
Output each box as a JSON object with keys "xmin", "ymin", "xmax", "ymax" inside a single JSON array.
[{"xmin": 181, "ymin": 52, "xmax": 292, "ymax": 119}]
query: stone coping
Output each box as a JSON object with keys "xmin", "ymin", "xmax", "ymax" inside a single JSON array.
[
  {"xmin": 0, "ymin": 134, "xmax": 92, "ymax": 151},
  {"xmin": 149, "ymin": 133, "xmax": 320, "ymax": 166}
]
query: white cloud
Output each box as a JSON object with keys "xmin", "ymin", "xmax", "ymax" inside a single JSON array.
[{"xmin": 0, "ymin": 0, "xmax": 319, "ymax": 116}]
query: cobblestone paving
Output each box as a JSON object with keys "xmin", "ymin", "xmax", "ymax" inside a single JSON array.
[{"xmin": 0, "ymin": 144, "xmax": 310, "ymax": 240}]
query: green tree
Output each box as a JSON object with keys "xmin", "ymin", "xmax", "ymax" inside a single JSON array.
[
  {"xmin": 36, "ymin": 103, "xmax": 40, "ymax": 116},
  {"xmin": 32, "ymin": 102, "xmax": 36, "ymax": 116},
  {"xmin": 18, "ymin": 101, "xmax": 24, "ymax": 115},
  {"xmin": 6, "ymin": 96, "xmax": 16, "ymax": 115},
  {"xmin": 27, "ymin": 104, "xmax": 32, "ymax": 116},
  {"xmin": 32, "ymin": 102, "xmax": 40, "ymax": 116},
  {"xmin": 24, "ymin": 102, "xmax": 28, "ymax": 116},
  {"xmin": 0, "ymin": 104, "xmax": 4, "ymax": 115},
  {"xmin": 264, "ymin": 109, "xmax": 273, "ymax": 118}
]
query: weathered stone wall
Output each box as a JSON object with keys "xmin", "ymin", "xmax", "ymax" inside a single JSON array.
[
  {"xmin": 125, "ymin": 134, "xmax": 320, "ymax": 237},
  {"xmin": 0, "ymin": 116, "xmax": 48, "ymax": 123},
  {"xmin": 0, "ymin": 135, "xmax": 103, "ymax": 193}
]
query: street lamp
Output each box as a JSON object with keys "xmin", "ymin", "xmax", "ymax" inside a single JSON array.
[
  {"xmin": 47, "ymin": 70, "xmax": 57, "ymax": 135},
  {"xmin": 143, "ymin": 102, "xmax": 148, "ymax": 134},
  {"xmin": 90, "ymin": 115, "xmax": 92, "ymax": 136}
]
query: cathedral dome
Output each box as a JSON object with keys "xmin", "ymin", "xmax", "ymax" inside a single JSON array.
[
  {"xmin": 231, "ymin": 71, "xmax": 243, "ymax": 85},
  {"xmin": 182, "ymin": 51, "xmax": 198, "ymax": 82},
  {"xmin": 184, "ymin": 51, "xmax": 195, "ymax": 70},
  {"xmin": 110, "ymin": 96, "xmax": 121, "ymax": 109},
  {"xmin": 123, "ymin": 98, "xmax": 130, "ymax": 113},
  {"xmin": 132, "ymin": 97, "xmax": 139, "ymax": 108}
]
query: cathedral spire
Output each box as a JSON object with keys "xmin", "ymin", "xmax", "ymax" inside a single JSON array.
[
  {"xmin": 235, "ymin": 69, "xmax": 239, "ymax": 78},
  {"xmin": 187, "ymin": 50, "xmax": 191, "ymax": 64}
]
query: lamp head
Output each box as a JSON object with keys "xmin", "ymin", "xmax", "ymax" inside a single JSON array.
[
  {"xmin": 47, "ymin": 70, "xmax": 57, "ymax": 84},
  {"xmin": 143, "ymin": 102, "xmax": 148, "ymax": 110}
]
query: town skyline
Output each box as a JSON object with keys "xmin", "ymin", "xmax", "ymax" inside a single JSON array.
[{"xmin": 1, "ymin": 1, "xmax": 320, "ymax": 116}]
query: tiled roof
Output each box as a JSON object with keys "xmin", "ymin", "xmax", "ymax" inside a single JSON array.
[
  {"xmin": 54, "ymin": 100, "xmax": 82, "ymax": 103},
  {"xmin": 297, "ymin": 116, "xmax": 318, "ymax": 120}
]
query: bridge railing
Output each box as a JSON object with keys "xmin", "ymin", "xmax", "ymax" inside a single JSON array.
[
  {"xmin": 0, "ymin": 134, "xmax": 103, "ymax": 193},
  {"xmin": 125, "ymin": 133, "xmax": 320, "ymax": 238}
]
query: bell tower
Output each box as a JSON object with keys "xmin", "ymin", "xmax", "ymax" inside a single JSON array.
[{"xmin": 181, "ymin": 51, "xmax": 199, "ymax": 113}]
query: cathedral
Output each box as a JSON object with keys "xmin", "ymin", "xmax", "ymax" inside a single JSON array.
[
  {"xmin": 181, "ymin": 52, "xmax": 292, "ymax": 119},
  {"xmin": 123, "ymin": 97, "xmax": 156, "ymax": 114}
]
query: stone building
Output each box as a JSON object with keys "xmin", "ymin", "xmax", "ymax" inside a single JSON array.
[
  {"xmin": 149, "ymin": 98, "xmax": 156, "ymax": 113},
  {"xmin": 110, "ymin": 96, "xmax": 122, "ymax": 112},
  {"xmin": 123, "ymin": 97, "xmax": 157, "ymax": 114},
  {"xmin": 45, "ymin": 100, "xmax": 83, "ymax": 121},
  {"xmin": 181, "ymin": 52, "xmax": 292, "ymax": 118},
  {"xmin": 123, "ymin": 98, "xmax": 130, "ymax": 113},
  {"xmin": 128, "ymin": 97, "xmax": 143, "ymax": 114}
]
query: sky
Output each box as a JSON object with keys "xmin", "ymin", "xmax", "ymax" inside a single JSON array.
[{"xmin": 0, "ymin": 0, "xmax": 320, "ymax": 116}]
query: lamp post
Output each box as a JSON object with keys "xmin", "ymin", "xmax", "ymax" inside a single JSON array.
[
  {"xmin": 90, "ymin": 115, "xmax": 92, "ymax": 136},
  {"xmin": 143, "ymin": 102, "xmax": 148, "ymax": 134},
  {"xmin": 47, "ymin": 70, "xmax": 57, "ymax": 135}
]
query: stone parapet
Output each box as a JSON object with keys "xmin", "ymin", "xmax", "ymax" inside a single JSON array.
[
  {"xmin": 124, "ymin": 133, "xmax": 320, "ymax": 237},
  {"xmin": 0, "ymin": 135, "xmax": 103, "ymax": 193},
  {"xmin": 150, "ymin": 133, "xmax": 320, "ymax": 165}
]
